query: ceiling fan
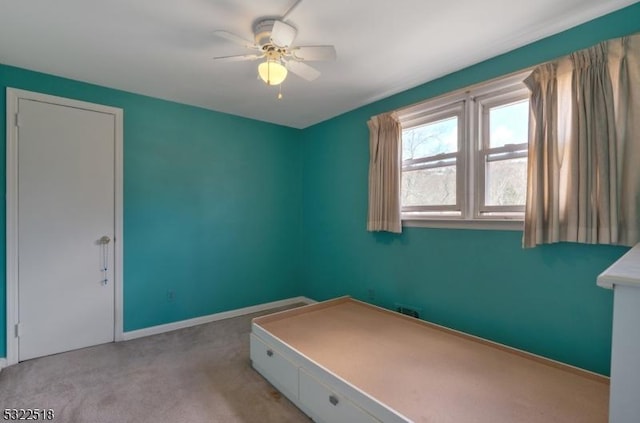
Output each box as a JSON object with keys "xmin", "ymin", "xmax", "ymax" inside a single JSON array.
[{"xmin": 212, "ymin": 0, "xmax": 336, "ymax": 95}]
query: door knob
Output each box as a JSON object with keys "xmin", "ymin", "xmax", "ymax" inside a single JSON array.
[{"xmin": 99, "ymin": 236, "xmax": 110, "ymax": 286}]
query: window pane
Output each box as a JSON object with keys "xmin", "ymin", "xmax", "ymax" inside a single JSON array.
[
  {"xmin": 485, "ymin": 158, "xmax": 526, "ymax": 206},
  {"xmin": 489, "ymin": 100, "xmax": 528, "ymax": 148},
  {"xmin": 402, "ymin": 116, "xmax": 458, "ymax": 160},
  {"xmin": 402, "ymin": 165, "xmax": 456, "ymax": 207}
]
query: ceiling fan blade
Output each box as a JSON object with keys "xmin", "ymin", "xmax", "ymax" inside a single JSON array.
[
  {"xmin": 291, "ymin": 45, "xmax": 337, "ymax": 61},
  {"xmin": 285, "ymin": 60, "xmax": 321, "ymax": 81},
  {"xmin": 213, "ymin": 30, "xmax": 259, "ymax": 50},
  {"xmin": 282, "ymin": 0, "xmax": 303, "ymax": 19},
  {"xmin": 271, "ymin": 20, "xmax": 297, "ymax": 48},
  {"xmin": 213, "ymin": 53, "xmax": 263, "ymax": 62}
]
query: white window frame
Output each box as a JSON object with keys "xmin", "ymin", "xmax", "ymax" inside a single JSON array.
[
  {"xmin": 397, "ymin": 70, "xmax": 531, "ymax": 230},
  {"xmin": 401, "ymin": 101, "xmax": 466, "ymax": 218},
  {"xmin": 475, "ymin": 86, "xmax": 530, "ymax": 218}
]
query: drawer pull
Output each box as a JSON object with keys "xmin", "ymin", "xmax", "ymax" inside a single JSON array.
[
  {"xmin": 266, "ymin": 349, "xmax": 274, "ymax": 357},
  {"xmin": 329, "ymin": 395, "xmax": 339, "ymax": 406}
]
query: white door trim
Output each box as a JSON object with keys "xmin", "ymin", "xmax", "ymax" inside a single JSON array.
[{"xmin": 5, "ymin": 88, "xmax": 124, "ymax": 366}]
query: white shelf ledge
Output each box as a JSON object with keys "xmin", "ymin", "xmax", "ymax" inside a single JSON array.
[{"xmin": 597, "ymin": 243, "xmax": 640, "ymax": 289}]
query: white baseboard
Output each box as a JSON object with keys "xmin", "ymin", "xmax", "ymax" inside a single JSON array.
[
  {"xmin": 0, "ymin": 358, "xmax": 7, "ymax": 372},
  {"xmin": 122, "ymin": 296, "xmax": 316, "ymax": 341}
]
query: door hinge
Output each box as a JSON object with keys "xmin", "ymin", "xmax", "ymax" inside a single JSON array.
[
  {"xmin": 15, "ymin": 113, "xmax": 22, "ymax": 128},
  {"xmin": 15, "ymin": 322, "xmax": 22, "ymax": 338}
]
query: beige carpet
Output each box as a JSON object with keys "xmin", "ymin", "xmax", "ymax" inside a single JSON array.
[{"xmin": 0, "ymin": 305, "xmax": 310, "ymax": 423}]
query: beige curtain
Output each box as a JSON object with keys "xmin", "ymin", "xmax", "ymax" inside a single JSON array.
[
  {"xmin": 367, "ymin": 112, "xmax": 402, "ymax": 233},
  {"xmin": 523, "ymin": 33, "xmax": 640, "ymax": 247}
]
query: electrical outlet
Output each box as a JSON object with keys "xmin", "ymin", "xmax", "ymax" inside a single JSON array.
[
  {"xmin": 167, "ymin": 290, "xmax": 176, "ymax": 302},
  {"xmin": 367, "ymin": 288, "xmax": 376, "ymax": 301}
]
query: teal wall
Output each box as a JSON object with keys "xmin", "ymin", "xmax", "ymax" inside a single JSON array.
[
  {"xmin": 0, "ymin": 65, "xmax": 303, "ymax": 355},
  {"xmin": 300, "ymin": 3, "xmax": 640, "ymax": 375}
]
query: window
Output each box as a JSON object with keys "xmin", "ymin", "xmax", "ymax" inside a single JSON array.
[
  {"xmin": 478, "ymin": 94, "xmax": 529, "ymax": 215},
  {"xmin": 402, "ymin": 103, "xmax": 463, "ymax": 216},
  {"xmin": 398, "ymin": 72, "xmax": 530, "ymax": 228}
]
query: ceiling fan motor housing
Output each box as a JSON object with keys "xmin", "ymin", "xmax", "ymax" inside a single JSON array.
[
  {"xmin": 254, "ymin": 19, "xmax": 297, "ymax": 48},
  {"xmin": 253, "ymin": 20, "xmax": 275, "ymax": 46}
]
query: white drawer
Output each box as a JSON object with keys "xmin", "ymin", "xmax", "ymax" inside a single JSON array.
[
  {"xmin": 250, "ymin": 334, "xmax": 299, "ymax": 399},
  {"xmin": 299, "ymin": 368, "xmax": 380, "ymax": 423}
]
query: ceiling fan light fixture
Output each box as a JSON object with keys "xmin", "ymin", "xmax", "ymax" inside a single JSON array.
[{"xmin": 258, "ymin": 60, "xmax": 288, "ymax": 85}]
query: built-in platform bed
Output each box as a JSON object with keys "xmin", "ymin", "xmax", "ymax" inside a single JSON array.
[{"xmin": 250, "ymin": 297, "xmax": 608, "ymax": 423}]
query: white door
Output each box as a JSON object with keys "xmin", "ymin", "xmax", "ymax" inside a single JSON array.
[{"xmin": 17, "ymin": 97, "xmax": 116, "ymax": 361}]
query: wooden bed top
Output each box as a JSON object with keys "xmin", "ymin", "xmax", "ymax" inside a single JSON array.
[{"xmin": 253, "ymin": 297, "xmax": 608, "ymax": 423}]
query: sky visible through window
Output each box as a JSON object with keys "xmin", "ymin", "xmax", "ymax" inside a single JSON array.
[
  {"xmin": 489, "ymin": 100, "xmax": 528, "ymax": 148},
  {"xmin": 402, "ymin": 117, "xmax": 457, "ymax": 160}
]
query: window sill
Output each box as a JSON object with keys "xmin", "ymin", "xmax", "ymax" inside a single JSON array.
[{"xmin": 403, "ymin": 218, "xmax": 523, "ymax": 231}]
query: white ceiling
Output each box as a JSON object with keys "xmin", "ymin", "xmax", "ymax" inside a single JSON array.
[{"xmin": 0, "ymin": 0, "xmax": 636, "ymax": 128}]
